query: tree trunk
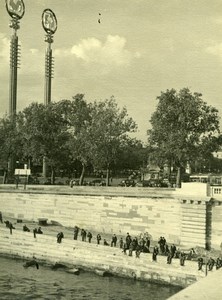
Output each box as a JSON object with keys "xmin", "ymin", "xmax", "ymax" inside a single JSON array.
[
  {"xmin": 106, "ymin": 167, "xmax": 110, "ymax": 186},
  {"xmin": 43, "ymin": 156, "xmax": 48, "ymax": 179},
  {"xmin": 51, "ymin": 167, "xmax": 55, "ymax": 185},
  {"xmin": 3, "ymin": 170, "xmax": 7, "ymax": 184},
  {"xmin": 176, "ymin": 166, "xmax": 181, "ymax": 188},
  {"xmin": 79, "ymin": 163, "xmax": 85, "ymax": 186}
]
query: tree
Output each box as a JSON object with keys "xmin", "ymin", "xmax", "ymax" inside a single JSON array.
[
  {"xmin": 57, "ymin": 95, "xmax": 138, "ymax": 186},
  {"xmin": 147, "ymin": 88, "xmax": 221, "ymax": 187},
  {"xmin": 17, "ymin": 102, "xmax": 71, "ymax": 184},
  {"xmin": 115, "ymin": 138, "xmax": 148, "ymax": 172},
  {"xmin": 89, "ymin": 97, "xmax": 137, "ymax": 186},
  {"xmin": 0, "ymin": 115, "xmax": 23, "ymax": 183},
  {"xmin": 58, "ymin": 94, "xmax": 93, "ymax": 185}
]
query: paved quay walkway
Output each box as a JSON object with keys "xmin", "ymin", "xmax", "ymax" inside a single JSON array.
[
  {"xmin": 168, "ymin": 268, "xmax": 222, "ymax": 300},
  {"xmin": 0, "ymin": 216, "xmax": 211, "ymax": 281}
]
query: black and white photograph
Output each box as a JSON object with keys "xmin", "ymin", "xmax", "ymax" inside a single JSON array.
[{"xmin": 0, "ymin": 1, "xmax": 222, "ymax": 299}]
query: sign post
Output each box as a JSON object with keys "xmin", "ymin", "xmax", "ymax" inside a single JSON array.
[{"xmin": 15, "ymin": 168, "xmax": 31, "ymax": 189}]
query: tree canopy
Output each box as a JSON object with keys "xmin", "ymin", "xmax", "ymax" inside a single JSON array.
[
  {"xmin": 87, "ymin": 97, "xmax": 137, "ymax": 185},
  {"xmin": 0, "ymin": 95, "xmax": 139, "ymax": 185},
  {"xmin": 147, "ymin": 88, "xmax": 221, "ymax": 186}
]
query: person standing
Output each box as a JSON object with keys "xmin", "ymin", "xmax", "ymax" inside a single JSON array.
[
  {"xmin": 0, "ymin": 211, "xmax": 3, "ymax": 223},
  {"xmin": 152, "ymin": 246, "xmax": 159, "ymax": 262},
  {"xmin": 81, "ymin": 229, "xmax": 86, "ymax": 241},
  {"xmin": 207, "ymin": 257, "xmax": 215, "ymax": 271},
  {"xmin": 170, "ymin": 244, "xmax": 177, "ymax": 258},
  {"xmin": 111, "ymin": 234, "xmax": 117, "ymax": 247},
  {"xmin": 135, "ymin": 245, "xmax": 141, "ymax": 258},
  {"xmin": 167, "ymin": 252, "xmax": 173, "ymax": 264},
  {"xmin": 119, "ymin": 237, "xmax": 123, "ymax": 249},
  {"xmin": 33, "ymin": 228, "xmax": 37, "ymax": 238},
  {"xmin": 198, "ymin": 257, "xmax": 204, "ymax": 270},
  {"xmin": 216, "ymin": 257, "xmax": 222, "ymax": 270},
  {"xmin": 123, "ymin": 242, "xmax": 128, "ymax": 254},
  {"xmin": 180, "ymin": 252, "xmax": 186, "ymax": 266},
  {"xmin": 128, "ymin": 242, "xmax": 133, "ymax": 256},
  {"xmin": 57, "ymin": 232, "xmax": 64, "ymax": 243},
  {"xmin": 9, "ymin": 222, "xmax": 15, "ymax": 235},
  {"xmin": 97, "ymin": 234, "xmax": 101, "ymax": 245},
  {"xmin": 73, "ymin": 226, "xmax": 79, "ymax": 240},
  {"xmin": 126, "ymin": 233, "xmax": 132, "ymax": 249},
  {"xmin": 87, "ymin": 231, "xmax": 93, "ymax": 243}
]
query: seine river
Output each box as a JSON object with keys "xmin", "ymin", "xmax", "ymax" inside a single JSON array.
[{"xmin": 0, "ymin": 256, "xmax": 182, "ymax": 300}]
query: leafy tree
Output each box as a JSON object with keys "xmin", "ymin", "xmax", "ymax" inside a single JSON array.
[
  {"xmin": 58, "ymin": 94, "xmax": 93, "ymax": 185},
  {"xmin": 0, "ymin": 115, "xmax": 23, "ymax": 182},
  {"xmin": 17, "ymin": 102, "xmax": 71, "ymax": 184},
  {"xmin": 115, "ymin": 138, "xmax": 148, "ymax": 172},
  {"xmin": 147, "ymin": 88, "xmax": 221, "ymax": 187},
  {"xmin": 89, "ymin": 97, "xmax": 137, "ymax": 185}
]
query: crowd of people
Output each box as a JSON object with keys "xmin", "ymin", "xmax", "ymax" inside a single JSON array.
[
  {"xmin": 71, "ymin": 225, "xmax": 222, "ymax": 271},
  {"xmin": 1, "ymin": 210, "xmax": 222, "ymax": 273}
]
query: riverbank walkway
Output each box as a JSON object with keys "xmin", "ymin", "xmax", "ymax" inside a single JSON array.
[
  {"xmin": 168, "ymin": 267, "xmax": 222, "ymax": 299},
  {"xmin": 0, "ymin": 216, "xmax": 211, "ymax": 282}
]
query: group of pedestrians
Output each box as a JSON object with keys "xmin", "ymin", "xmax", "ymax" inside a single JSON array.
[
  {"xmin": 198, "ymin": 256, "xmax": 222, "ymax": 271},
  {"xmin": 73, "ymin": 226, "xmax": 93, "ymax": 243},
  {"xmin": 1, "ymin": 212, "xmax": 222, "ymax": 273},
  {"xmin": 3, "ymin": 217, "xmax": 44, "ymax": 238},
  {"xmin": 71, "ymin": 226, "xmax": 222, "ymax": 272}
]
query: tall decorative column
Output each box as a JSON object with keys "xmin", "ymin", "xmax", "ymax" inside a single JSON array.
[
  {"xmin": 6, "ymin": 0, "xmax": 25, "ymax": 116},
  {"xmin": 42, "ymin": 8, "xmax": 57, "ymax": 105},
  {"xmin": 5, "ymin": 0, "xmax": 25, "ymax": 177},
  {"xmin": 42, "ymin": 9, "xmax": 57, "ymax": 178}
]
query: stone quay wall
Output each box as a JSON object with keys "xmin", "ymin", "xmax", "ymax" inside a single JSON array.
[
  {"xmin": 0, "ymin": 227, "xmax": 204, "ymax": 288},
  {"xmin": 0, "ymin": 184, "xmax": 217, "ymax": 248},
  {"xmin": 211, "ymin": 201, "xmax": 222, "ymax": 250}
]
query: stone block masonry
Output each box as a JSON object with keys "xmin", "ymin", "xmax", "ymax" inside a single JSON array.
[
  {"xmin": 0, "ymin": 190, "xmax": 182, "ymax": 244},
  {"xmin": 0, "ymin": 185, "xmax": 221, "ymax": 249},
  {"xmin": 211, "ymin": 201, "xmax": 222, "ymax": 250}
]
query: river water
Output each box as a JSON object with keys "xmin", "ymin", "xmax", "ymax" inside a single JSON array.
[{"xmin": 0, "ymin": 256, "xmax": 182, "ymax": 300}]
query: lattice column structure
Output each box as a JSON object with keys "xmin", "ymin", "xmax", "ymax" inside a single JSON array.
[
  {"xmin": 42, "ymin": 9, "xmax": 57, "ymax": 178},
  {"xmin": 5, "ymin": 0, "xmax": 25, "ymax": 178}
]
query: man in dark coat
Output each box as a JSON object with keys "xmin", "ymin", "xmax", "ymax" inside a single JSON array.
[
  {"xmin": 57, "ymin": 232, "xmax": 64, "ymax": 243},
  {"xmin": 126, "ymin": 233, "xmax": 132, "ymax": 249},
  {"xmin": 180, "ymin": 252, "xmax": 186, "ymax": 266},
  {"xmin": 207, "ymin": 257, "xmax": 215, "ymax": 271},
  {"xmin": 73, "ymin": 226, "xmax": 79, "ymax": 240},
  {"xmin": 167, "ymin": 252, "xmax": 173, "ymax": 264},
  {"xmin": 111, "ymin": 234, "xmax": 117, "ymax": 247},
  {"xmin": 198, "ymin": 257, "xmax": 204, "ymax": 270},
  {"xmin": 152, "ymin": 246, "xmax": 159, "ymax": 261},
  {"xmin": 97, "ymin": 234, "xmax": 101, "ymax": 245},
  {"xmin": 87, "ymin": 231, "xmax": 92, "ymax": 243},
  {"xmin": 170, "ymin": 244, "xmax": 177, "ymax": 258},
  {"xmin": 81, "ymin": 229, "xmax": 86, "ymax": 241},
  {"xmin": 0, "ymin": 211, "xmax": 3, "ymax": 223}
]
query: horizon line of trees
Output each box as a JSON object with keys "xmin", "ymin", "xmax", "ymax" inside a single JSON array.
[
  {"xmin": 0, "ymin": 88, "xmax": 222, "ymax": 187},
  {"xmin": 0, "ymin": 94, "xmax": 147, "ymax": 185}
]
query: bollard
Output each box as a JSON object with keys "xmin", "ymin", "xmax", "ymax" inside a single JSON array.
[{"xmin": 33, "ymin": 228, "xmax": 37, "ymax": 238}]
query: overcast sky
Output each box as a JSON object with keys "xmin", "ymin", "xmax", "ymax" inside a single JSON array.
[{"xmin": 1, "ymin": 0, "xmax": 222, "ymax": 142}]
